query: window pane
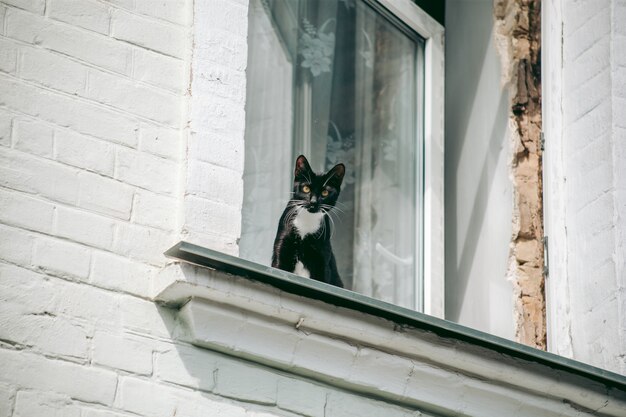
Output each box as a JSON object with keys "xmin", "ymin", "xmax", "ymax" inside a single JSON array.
[{"xmin": 241, "ymin": 0, "xmax": 424, "ymax": 310}]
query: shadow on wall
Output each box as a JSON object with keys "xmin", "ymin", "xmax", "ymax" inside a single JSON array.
[{"xmin": 444, "ymin": 0, "xmax": 513, "ymax": 335}]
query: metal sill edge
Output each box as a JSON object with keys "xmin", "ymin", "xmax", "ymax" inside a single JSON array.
[{"xmin": 164, "ymin": 240, "xmax": 626, "ymax": 391}]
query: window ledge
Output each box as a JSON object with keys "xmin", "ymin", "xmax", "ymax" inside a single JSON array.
[{"xmin": 156, "ymin": 241, "xmax": 626, "ymax": 416}]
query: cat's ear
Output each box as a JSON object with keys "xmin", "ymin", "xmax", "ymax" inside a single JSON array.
[
  {"xmin": 325, "ymin": 163, "xmax": 345, "ymax": 187},
  {"xmin": 294, "ymin": 155, "xmax": 313, "ymax": 179}
]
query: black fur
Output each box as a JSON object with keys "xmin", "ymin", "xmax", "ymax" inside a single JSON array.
[{"xmin": 272, "ymin": 155, "xmax": 345, "ymax": 287}]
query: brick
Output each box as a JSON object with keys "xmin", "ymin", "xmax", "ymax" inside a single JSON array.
[
  {"xmin": 564, "ymin": 36, "xmax": 609, "ymax": 94},
  {"xmin": 116, "ymin": 147, "xmax": 178, "ymax": 195},
  {"xmin": 82, "ymin": 410, "xmax": 128, "ymax": 417},
  {"xmin": 114, "ymin": 222, "xmax": 174, "ymax": 266},
  {"xmin": 325, "ymin": 391, "xmax": 415, "ymax": 417},
  {"xmin": 194, "ymin": 29, "xmax": 247, "ymax": 71},
  {"xmin": 0, "ymin": 223, "xmax": 34, "ymax": 265},
  {"xmin": 277, "ymin": 377, "xmax": 326, "ymax": 417},
  {"xmin": 19, "ymin": 46, "xmax": 88, "ymax": 95},
  {"xmin": 13, "ymin": 118, "xmax": 54, "ymax": 157},
  {"xmin": 201, "ymin": 0, "xmax": 247, "ymax": 38},
  {"xmin": 189, "ymin": 132, "xmax": 244, "ymax": 172},
  {"xmin": 614, "ymin": 67, "xmax": 626, "ymax": 99},
  {"xmin": 193, "ymin": 63, "xmax": 246, "ymax": 103},
  {"xmin": 55, "ymin": 206, "xmax": 116, "ymax": 250},
  {"xmin": 179, "ymin": 300, "xmax": 246, "ymax": 350},
  {"xmin": 2, "ymin": 0, "xmax": 45, "ymax": 14},
  {"xmin": 0, "ymin": 75, "xmax": 139, "ymax": 147},
  {"xmin": 0, "ymin": 382, "xmax": 15, "ymax": 417},
  {"xmin": 235, "ymin": 316, "xmax": 301, "ymax": 365},
  {"xmin": 0, "ymin": 189, "xmax": 55, "ymax": 234},
  {"xmin": 111, "ymin": 9, "xmax": 186, "ymax": 59},
  {"xmin": 0, "ymin": 111, "xmax": 12, "ymax": 147},
  {"xmin": 564, "ymin": 101, "xmax": 611, "ymax": 152},
  {"xmin": 404, "ymin": 361, "xmax": 463, "ymax": 410},
  {"xmin": 138, "ymin": 125, "xmax": 181, "ymax": 160},
  {"xmin": 564, "ymin": 70, "xmax": 611, "ymax": 125},
  {"xmin": 563, "ymin": 7, "xmax": 610, "ymax": 62},
  {"xmin": 13, "ymin": 391, "xmax": 80, "ymax": 417},
  {"xmin": 87, "ymin": 69, "xmax": 181, "ymax": 125},
  {"xmin": 616, "ymin": 35, "xmax": 626, "ymax": 67},
  {"xmin": 54, "ymin": 279, "xmax": 122, "ymax": 328},
  {"xmin": 616, "ymin": 1, "xmax": 626, "ymax": 36},
  {"xmin": 0, "ymin": 349, "xmax": 117, "ymax": 405},
  {"xmin": 291, "ymin": 334, "xmax": 357, "ymax": 381},
  {"xmin": 0, "ymin": 147, "xmax": 80, "ymax": 205},
  {"xmin": 133, "ymin": 48, "xmax": 186, "ymax": 93},
  {"xmin": 615, "ymin": 97, "xmax": 626, "ymax": 129},
  {"xmin": 0, "ymin": 307, "xmax": 89, "ymax": 360},
  {"xmin": 48, "ymin": 0, "xmax": 111, "ymax": 35},
  {"xmin": 90, "ymin": 251, "xmax": 154, "ymax": 296},
  {"xmin": 573, "ymin": 192, "xmax": 614, "ymax": 236},
  {"xmin": 214, "ymin": 360, "xmax": 278, "ymax": 404},
  {"xmin": 0, "ymin": 262, "xmax": 121, "ymax": 329},
  {"xmin": 92, "ymin": 331, "xmax": 153, "ymax": 375},
  {"xmin": 156, "ymin": 344, "xmax": 216, "ymax": 391},
  {"xmin": 102, "ymin": 0, "xmax": 134, "ymax": 8},
  {"xmin": 121, "ymin": 295, "xmax": 178, "ymax": 338},
  {"xmin": 188, "ymin": 159, "xmax": 243, "ymax": 207},
  {"xmin": 563, "ymin": 0, "xmax": 609, "ymax": 38},
  {"xmin": 77, "ymin": 171, "xmax": 134, "ymax": 220},
  {"xmin": 180, "ymin": 228, "xmax": 239, "ymax": 256},
  {"xmin": 115, "ymin": 376, "xmax": 192, "ymax": 417},
  {"xmin": 132, "ymin": 189, "xmax": 178, "ymax": 231},
  {"xmin": 0, "ymin": 37, "xmax": 18, "ymax": 74},
  {"xmin": 33, "ymin": 236, "xmax": 92, "ymax": 280},
  {"xmin": 117, "ymin": 378, "xmax": 252, "ymax": 417},
  {"xmin": 0, "ymin": 263, "xmax": 58, "ymax": 316},
  {"xmin": 134, "ymin": 0, "xmax": 189, "ymax": 26},
  {"xmin": 183, "ymin": 195, "xmax": 241, "ymax": 238},
  {"xmin": 349, "ymin": 348, "xmax": 413, "ymax": 394},
  {"xmin": 6, "ymin": 8, "xmax": 132, "ymax": 75},
  {"xmin": 54, "ymin": 130, "xmax": 115, "ymax": 176},
  {"xmin": 190, "ymin": 93, "xmax": 246, "ymax": 134}
]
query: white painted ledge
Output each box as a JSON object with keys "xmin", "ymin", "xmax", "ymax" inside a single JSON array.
[{"xmin": 154, "ymin": 245, "xmax": 626, "ymax": 417}]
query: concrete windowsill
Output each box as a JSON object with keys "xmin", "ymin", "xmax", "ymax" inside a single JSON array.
[{"xmin": 154, "ymin": 241, "xmax": 626, "ymax": 417}]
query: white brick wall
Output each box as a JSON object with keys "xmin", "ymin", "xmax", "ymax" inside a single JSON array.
[
  {"xmin": 2, "ymin": 0, "xmax": 621, "ymax": 415},
  {"xmin": 544, "ymin": 0, "xmax": 626, "ymax": 375},
  {"xmin": 0, "ymin": 0, "xmax": 433, "ymax": 412}
]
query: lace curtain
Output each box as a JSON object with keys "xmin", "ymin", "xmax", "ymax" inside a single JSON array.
[{"xmin": 241, "ymin": 0, "xmax": 423, "ymax": 309}]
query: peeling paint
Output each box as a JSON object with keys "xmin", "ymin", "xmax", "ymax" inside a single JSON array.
[{"xmin": 494, "ymin": 0, "xmax": 546, "ymax": 350}]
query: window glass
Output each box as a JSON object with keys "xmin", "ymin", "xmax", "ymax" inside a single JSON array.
[{"xmin": 241, "ymin": 0, "xmax": 425, "ymax": 310}]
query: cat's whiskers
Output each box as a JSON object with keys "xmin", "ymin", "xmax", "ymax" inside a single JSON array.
[
  {"xmin": 321, "ymin": 204, "xmax": 344, "ymax": 215},
  {"xmin": 320, "ymin": 208, "xmax": 336, "ymax": 239}
]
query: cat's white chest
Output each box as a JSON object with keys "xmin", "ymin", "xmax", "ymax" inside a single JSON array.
[
  {"xmin": 293, "ymin": 261, "xmax": 310, "ymax": 278},
  {"xmin": 293, "ymin": 210, "xmax": 324, "ymax": 238}
]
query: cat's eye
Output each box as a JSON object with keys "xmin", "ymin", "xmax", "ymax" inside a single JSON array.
[
  {"xmin": 321, "ymin": 190, "xmax": 329, "ymax": 197},
  {"xmin": 302, "ymin": 185, "xmax": 310, "ymax": 193}
]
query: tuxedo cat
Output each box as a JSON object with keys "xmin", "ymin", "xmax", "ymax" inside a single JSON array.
[{"xmin": 272, "ymin": 155, "xmax": 345, "ymax": 287}]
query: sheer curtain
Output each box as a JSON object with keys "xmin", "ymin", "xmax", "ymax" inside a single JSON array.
[{"xmin": 242, "ymin": 0, "xmax": 423, "ymax": 309}]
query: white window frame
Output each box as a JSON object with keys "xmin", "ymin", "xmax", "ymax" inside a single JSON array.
[
  {"xmin": 377, "ymin": 0, "xmax": 445, "ymax": 318},
  {"xmin": 189, "ymin": 0, "xmax": 445, "ymax": 317}
]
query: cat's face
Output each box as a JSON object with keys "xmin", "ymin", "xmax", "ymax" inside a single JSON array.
[{"xmin": 293, "ymin": 155, "xmax": 345, "ymax": 213}]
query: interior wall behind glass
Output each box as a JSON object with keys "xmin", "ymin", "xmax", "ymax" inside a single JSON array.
[{"xmin": 444, "ymin": 0, "xmax": 514, "ymax": 339}]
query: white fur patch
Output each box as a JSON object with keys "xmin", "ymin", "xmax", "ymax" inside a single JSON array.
[
  {"xmin": 293, "ymin": 209, "xmax": 324, "ymax": 238},
  {"xmin": 293, "ymin": 261, "xmax": 310, "ymax": 278}
]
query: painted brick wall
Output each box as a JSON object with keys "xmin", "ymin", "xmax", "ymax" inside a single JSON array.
[
  {"xmin": 0, "ymin": 0, "xmax": 424, "ymax": 415},
  {"xmin": 545, "ymin": 0, "xmax": 626, "ymax": 375}
]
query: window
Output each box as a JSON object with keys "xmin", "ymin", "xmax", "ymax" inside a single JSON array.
[{"xmin": 241, "ymin": 0, "xmax": 444, "ymax": 315}]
